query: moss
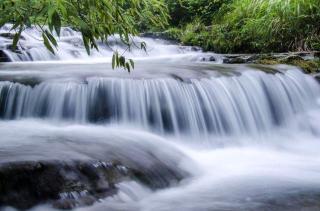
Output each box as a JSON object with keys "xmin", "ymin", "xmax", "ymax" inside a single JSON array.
[
  {"xmin": 288, "ymin": 60, "xmax": 319, "ymax": 74},
  {"xmin": 256, "ymin": 56, "xmax": 320, "ymax": 74},
  {"xmin": 258, "ymin": 59, "xmax": 280, "ymax": 65}
]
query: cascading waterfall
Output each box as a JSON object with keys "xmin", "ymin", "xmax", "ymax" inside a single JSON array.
[
  {"xmin": 1, "ymin": 25, "xmax": 320, "ymax": 211},
  {"xmin": 0, "ymin": 70, "xmax": 319, "ymax": 138}
]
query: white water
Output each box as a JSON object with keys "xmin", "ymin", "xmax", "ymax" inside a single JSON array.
[
  {"xmin": 1, "ymin": 26, "xmax": 320, "ymax": 211},
  {"xmin": 0, "ymin": 24, "xmax": 221, "ymax": 63}
]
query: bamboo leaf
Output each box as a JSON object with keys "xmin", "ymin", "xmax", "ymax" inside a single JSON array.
[{"xmin": 42, "ymin": 33, "xmax": 55, "ymax": 54}]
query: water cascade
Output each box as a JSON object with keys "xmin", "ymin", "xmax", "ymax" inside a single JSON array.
[{"xmin": 1, "ymin": 26, "xmax": 320, "ymax": 211}]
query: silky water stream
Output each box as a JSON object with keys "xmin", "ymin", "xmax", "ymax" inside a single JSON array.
[{"xmin": 1, "ymin": 25, "xmax": 320, "ymax": 211}]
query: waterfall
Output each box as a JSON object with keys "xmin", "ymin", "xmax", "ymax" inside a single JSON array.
[
  {"xmin": 1, "ymin": 24, "xmax": 320, "ymax": 211},
  {"xmin": 0, "ymin": 69, "xmax": 319, "ymax": 138}
]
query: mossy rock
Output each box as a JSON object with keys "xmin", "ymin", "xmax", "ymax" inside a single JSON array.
[
  {"xmin": 256, "ymin": 55, "xmax": 320, "ymax": 74},
  {"xmin": 257, "ymin": 59, "xmax": 280, "ymax": 65},
  {"xmin": 288, "ymin": 59, "xmax": 319, "ymax": 74}
]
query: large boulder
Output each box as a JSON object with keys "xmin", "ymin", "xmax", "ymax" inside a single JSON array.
[{"xmin": 0, "ymin": 159, "xmax": 186, "ymax": 210}]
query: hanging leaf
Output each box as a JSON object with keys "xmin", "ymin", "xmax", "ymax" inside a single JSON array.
[
  {"xmin": 125, "ymin": 62, "xmax": 131, "ymax": 72},
  {"xmin": 42, "ymin": 33, "xmax": 55, "ymax": 54},
  {"xmin": 82, "ymin": 35, "xmax": 91, "ymax": 55},
  {"xmin": 12, "ymin": 25, "xmax": 23, "ymax": 51},
  {"xmin": 112, "ymin": 53, "xmax": 116, "ymax": 69},
  {"xmin": 129, "ymin": 59, "xmax": 134, "ymax": 69},
  {"xmin": 52, "ymin": 11, "xmax": 61, "ymax": 36},
  {"xmin": 44, "ymin": 30, "xmax": 58, "ymax": 47}
]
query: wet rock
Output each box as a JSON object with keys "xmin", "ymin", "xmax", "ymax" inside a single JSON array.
[
  {"xmin": 279, "ymin": 55, "xmax": 304, "ymax": 63},
  {"xmin": 191, "ymin": 46, "xmax": 202, "ymax": 51},
  {"xmin": 0, "ymin": 50, "xmax": 11, "ymax": 62},
  {"xmin": 0, "ymin": 160, "xmax": 127, "ymax": 210},
  {"xmin": 314, "ymin": 74, "xmax": 320, "ymax": 83},
  {"xmin": 223, "ymin": 56, "xmax": 247, "ymax": 64},
  {"xmin": 0, "ymin": 158, "xmax": 186, "ymax": 210},
  {"xmin": 202, "ymin": 56, "xmax": 216, "ymax": 62}
]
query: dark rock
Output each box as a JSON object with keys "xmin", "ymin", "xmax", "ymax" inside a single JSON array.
[
  {"xmin": 0, "ymin": 50, "xmax": 11, "ymax": 62},
  {"xmin": 0, "ymin": 160, "xmax": 128, "ymax": 210},
  {"xmin": 314, "ymin": 51, "xmax": 320, "ymax": 58},
  {"xmin": 314, "ymin": 74, "xmax": 320, "ymax": 83},
  {"xmin": 201, "ymin": 56, "xmax": 216, "ymax": 62},
  {"xmin": 0, "ymin": 158, "xmax": 186, "ymax": 210},
  {"xmin": 191, "ymin": 46, "xmax": 202, "ymax": 51},
  {"xmin": 223, "ymin": 56, "xmax": 247, "ymax": 64},
  {"xmin": 208, "ymin": 56, "xmax": 216, "ymax": 62}
]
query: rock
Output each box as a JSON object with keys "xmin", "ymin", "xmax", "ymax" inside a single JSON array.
[
  {"xmin": 191, "ymin": 46, "xmax": 202, "ymax": 51},
  {"xmin": 279, "ymin": 55, "xmax": 304, "ymax": 63},
  {"xmin": 0, "ymin": 160, "xmax": 127, "ymax": 209},
  {"xmin": 314, "ymin": 74, "xmax": 320, "ymax": 83},
  {"xmin": 223, "ymin": 56, "xmax": 247, "ymax": 64},
  {"xmin": 0, "ymin": 158, "xmax": 186, "ymax": 210},
  {"xmin": 208, "ymin": 56, "xmax": 216, "ymax": 62},
  {"xmin": 0, "ymin": 50, "xmax": 11, "ymax": 62},
  {"xmin": 314, "ymin": 51, "xmax": 320, "ymax": 58},
  {"xmin": 201, "ymin": 56, "xmax": 216, "ymax": 62}
]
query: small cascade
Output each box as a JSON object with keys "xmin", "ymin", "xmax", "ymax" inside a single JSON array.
[
  {"xmin": 0, "ymin": 24, "xmax": 221, "ymax": 63},
  {"xmin": 0, "ymin": 69, "xmax": 318, "ymax": 138}
]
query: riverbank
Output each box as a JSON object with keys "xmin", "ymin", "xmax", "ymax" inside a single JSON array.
[
  {"xmin": 222, "ymin": 52, "xmax": 320, "ymax": 74},
  {"xmin": 141, "ymin": 32, "xmax": 320, "ymax": 74}
]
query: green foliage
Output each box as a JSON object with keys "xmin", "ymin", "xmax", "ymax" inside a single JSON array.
[
  {"xmin": 164, "ymin": 0, "xmax": 320, "ymax": 53},
  {"xmin": 0, "ymin": 0, "xmax": 168, "ymax": 71},
  {"xmin": 163, "ymin": 28, "xmax": 183, "ymax": 41},
  {"xmin": 210, "ymin": 0, "xmax": 320, "ymax": 53},
  {"xmin": 165, "ymin": 0, "xmax": 229, "ymax": 26},
  {"xmin": 179, "ymin": 20, "xmax": 214, "ymax": 50}
]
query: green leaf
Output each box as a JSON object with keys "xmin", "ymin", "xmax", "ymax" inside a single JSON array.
[
  {"xmin": 12, "ymin": 25, "xmax": 23, "ymax": 51},
  {"xmin": 45, "ymin": 30, "xmax": 58, "ymax": 47},
  {"xmin": 112, "ymin": 53, "xmax": 116, "ymax": 69},
  {"xmin": 125, "ymin": 62, "xmax": 131, "ymax": 72},
  {"xmin": 129, "ymin": 59, "xmax": 134, "ymax": 69},
  {"xmin": 119, "ymin": 56, "xmax": 125, "ymax": 66},
  {"xmin": 42, "ymin": 33, "xmax": 55, "ymax": 54},
  {"xmin": 52, "ymin": 11, "xmax": 61, "ymax": 36},
  {"xmin": 82, "ymin": 35, "xmax": 90, "ymax": 55}
]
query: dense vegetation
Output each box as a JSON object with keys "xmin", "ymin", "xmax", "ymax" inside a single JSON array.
[{"xmin": 161, "ymin": 0, "xmax": 320, "ymax": 53}]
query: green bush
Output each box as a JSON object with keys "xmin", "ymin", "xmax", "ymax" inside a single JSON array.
[
  {"xmin": 164, "ymin": 0, "xmax": 320, "ymax": 53},
  {"xmin": 165, "ymin": 0, "xmax": 229, "ymax": 26},
  {"xmin": 210, "ymin": 0, "xmax": 320, "ymax": 53}
]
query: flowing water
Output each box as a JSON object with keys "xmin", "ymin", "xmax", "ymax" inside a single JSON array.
[{"xmin": 1, "ymin": 26, "xmax": 320, "ymax": 211}]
